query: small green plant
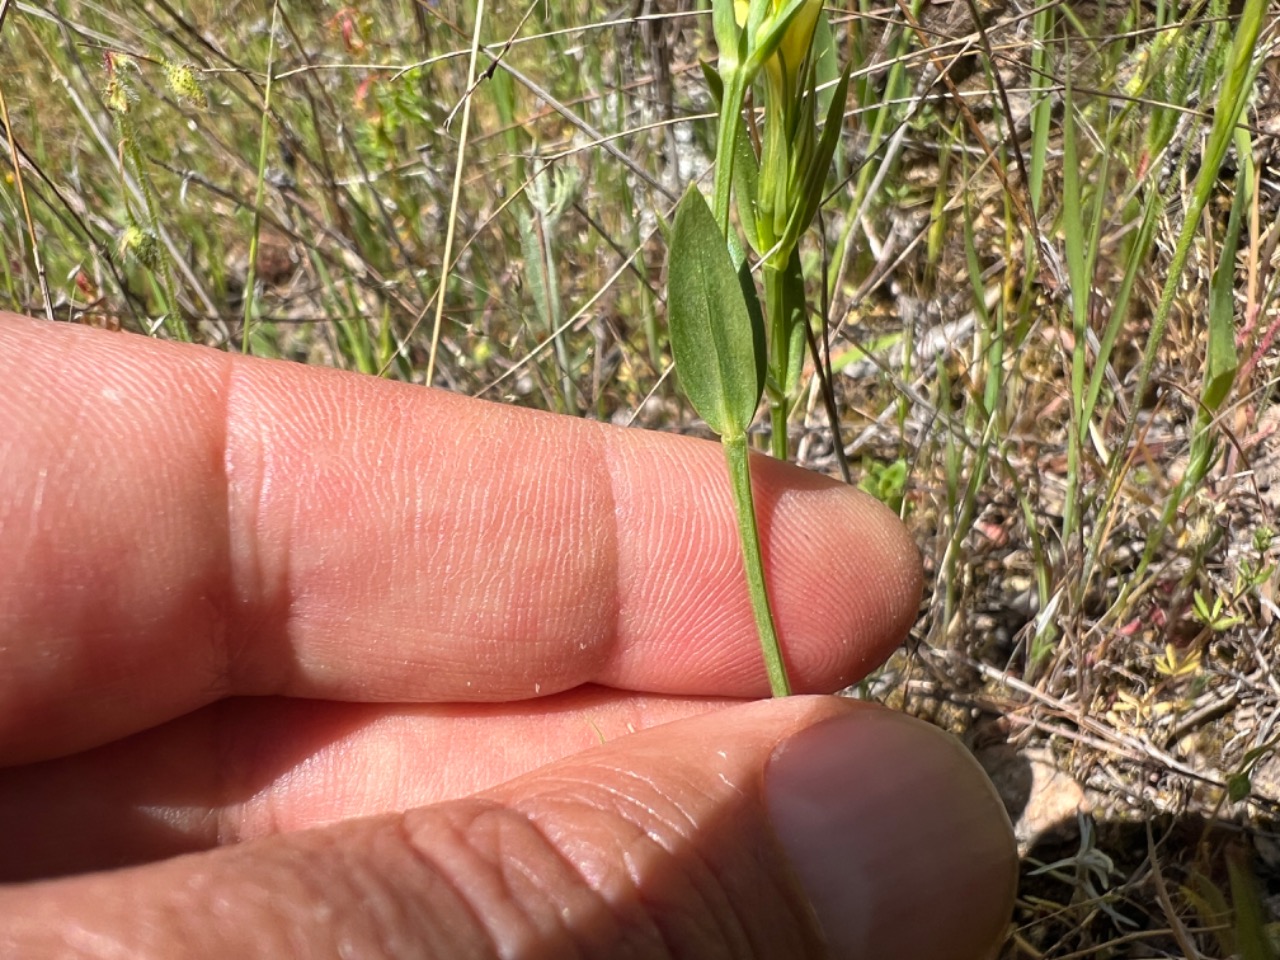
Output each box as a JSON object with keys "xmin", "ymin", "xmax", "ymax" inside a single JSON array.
[
  {"xmin": 1226, "ymin": 734, "xmax": 1280, "ymax": 804},
  {"xmin": 517, "ymin": 156, "xmax": 583, "ymax": 413},
  {"xmin": 101, "ymin": 49, "xmax": 209, "ymax": 338},
  {"xmin": 858, "ymin": 457, "xmax": 908, "ymax": 513},
  {"xmin": 1191, "ymin": 590, "xmax": 1245, "ymax": 633},
  {"xmin": 666, "ymin": 0, "xmax": 849, "ymax": 697}
]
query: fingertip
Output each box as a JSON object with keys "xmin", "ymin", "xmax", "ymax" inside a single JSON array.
[
  {"xmin": 745, "ymin": 453, "xmax": 924, "ymax": 693},
  {"xmin": 595, "ymin": 425, "xmax": 921, "ymax": 695},
  {"xmin": 766, "ymin": 704, "xmax": 1016, "ymax": 959}
]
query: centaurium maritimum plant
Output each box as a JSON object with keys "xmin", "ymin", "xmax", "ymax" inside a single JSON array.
[{"xmin": 667, "ymin": 0, "xmax": 850, "ymax": 697}]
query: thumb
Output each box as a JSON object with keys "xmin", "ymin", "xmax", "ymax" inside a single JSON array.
[{"xmin": 0, "ymin": 697, "xmax": 1015, "ymax": 959}]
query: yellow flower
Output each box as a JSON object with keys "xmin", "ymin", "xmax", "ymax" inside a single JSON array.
[
  {"xmin": 763, "ymin": 0, "xmax": 823, "ymax": 95},
  {"xmin": 733, "ymin": 0, "xmax": 823, "ymax": 75},
  {"xmin": 718, "ymin": 0, "xmax": 830, "ymax": 250},
  {"xmin": 774, "ymin": 0, "xmax": 822, "ymax": 82}
]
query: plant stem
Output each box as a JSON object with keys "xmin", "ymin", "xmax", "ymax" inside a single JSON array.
[
  {"xmin": 0, "ymin": 81, "xmax": 52, "ymax": 323},
  {"xmin": 710, "ymin": 66, "xmax": 789, "ymax": 697},
  {"xmin": 427, "ymin": 0, "xmax": 486, "ymax": 387},
  {"xmin": 723, "ymin": 434, "xmax": 792, "ymax": 697},
  {"xmin": 765, "ymin": 262, "xmax": 790, "ymax": 459},
  {"xmin": 243, "ymin": 0, "xmax": 281, "ymax": 355},
  {"xmin": 769, "ymin": 400, "xmax": 789, "ymax": 460},
  {"xmin": 712, "ymin": 73, "xmax": 746, "ymax": 236}
]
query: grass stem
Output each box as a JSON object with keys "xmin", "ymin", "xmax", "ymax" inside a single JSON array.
[
  {"xmin": 426, "ymin": 0, "xmax": 486, "ymax": 388},
  {"xmin": 242, "ymin": 0, "xmax": 280, "ymax": 354}
]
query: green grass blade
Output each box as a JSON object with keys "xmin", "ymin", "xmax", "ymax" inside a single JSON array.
[
  {"xmin": 1203, "ymin": 130, "xmax": 1248, "ymax": 416},
  {"xmin": 241, "ymin": 0, "xmax": 280, "ymax": 354},
  {"xmin": 1109, "ymin": 0, "xmax": 1265, "ymax": 468}
]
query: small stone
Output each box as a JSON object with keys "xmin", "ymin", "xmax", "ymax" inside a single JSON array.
[{"xmin": 976, "ymin": 744, "xmax": 1088, "ymax": 855}]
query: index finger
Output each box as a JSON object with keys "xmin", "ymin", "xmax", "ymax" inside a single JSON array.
[{"xmin": 0, "ymin": 314, "xmax": 921, "ymax": 764}]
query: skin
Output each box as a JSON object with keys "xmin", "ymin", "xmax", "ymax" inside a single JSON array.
[{"xmin": 0, "ymin": 314, "xmax": 1015, "ymax": 958}]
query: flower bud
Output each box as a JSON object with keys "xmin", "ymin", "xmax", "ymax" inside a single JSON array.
[
  {"xmin": 773, "ymin": 0, "xmax": 822, "ymax": 84},
  {"xmin": 753, "ymin": 0, "xmax": 828, "ymax": 251}
]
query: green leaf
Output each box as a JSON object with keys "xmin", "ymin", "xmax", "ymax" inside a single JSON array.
[
  {"xmin": 702, "ymin": 61, "xmax": 762, "ymax": 251},
  {"xmin": 814, "ymin": 9, "xmax": 844, "ymax": 176},
  {"xmin": 1061, "ymin": 79, "xmax": 1088, "ymax": 338},
  {"xmin": 1228, "ymin": 849, "xmax": 1278, "ymax": 960},
  {"xmin": 712, "ymin": 0, "xmax": 744, "ymax": 77},
  {"xmin": 733, "ymin": 244, "xmax": 768, "ymax": 395},
  {"xmin": 700, "ymin": 59, "xmax": 724, "ymax": 106},
  {"xmin": 668, "ymin": 186, "xmax": 764, "ymax": 439},
  {"xmin": 782, "ymin": 61, "xmax": 851, "ymax": 251},
  {"xmin": 1114, "ymin": 0, "xmax": 1266, "ymax": 470},
  {"xmin": 653, "ymin": 207, "xmax": 673, "ymax": 246},
  {"xmin": 1204, "ymin": 130, "xmax": 1247, "ymax": 415},
  {"xmin": 516, "ymin": 211, "xmax": 550, "ymax": 328},
  {"xmin": 811, "ymin": 10, "xmax": 840, "ymax": 127},
  {"xmin": 733, "ymin": 116, "xmax": 762, "ymax": 253},
  {"xmin": 774, "ymin": 247, "xmax": 807, "ymax": 398}
]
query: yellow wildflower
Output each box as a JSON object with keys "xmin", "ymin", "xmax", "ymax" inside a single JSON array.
[
  {"xmin": 733, "ymin": 0, "xmax": 823, "ymax": 80},
  {"xmin": 774, "ymin": 0, "xmax": 822, "ymax": 84},
  {"xmin": 763, "ymin": 0, "xmax": 823, "ymax": 97}
]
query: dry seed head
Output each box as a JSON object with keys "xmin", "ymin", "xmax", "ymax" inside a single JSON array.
[
  {"xmin": 1186, "ymin": 510, "xmax": 1216, "ymax": 552},
  {"xmin": 109, "ymin": 53, "xmax": 140, "ymax": 74},
  {"xmin": 103, "ymin": 76, "xmax": 135, "ymax": 115},
  {"xmin": 163, "ymin": 61, "xmax": 208, "ymax": 110},
  {"xmin": 119, "ymin": 225, "xmax": 160, "ymax": 269}
]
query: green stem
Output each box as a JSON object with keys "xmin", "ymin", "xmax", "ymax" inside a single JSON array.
[
  {"xmin": 769, "ymin": 401, "xmax": 788, "ymax": 460},
  {"xmin": 764, "ymin": 262, "xmax": 790, "ymax": 459},
  {"xmin": 723, "ymin": 434, "xmax": 792, "ymax": 697},
  {"xmin": 710, "ymin": 66, "xmax": 789, "ymax": 697},
  {"xmin": 712, "ymin": 73, "xmax": 746, "ymax": 236},
  {"xmin": 244, "ymin": 0, "xmax": 281, "ymax": 355}
]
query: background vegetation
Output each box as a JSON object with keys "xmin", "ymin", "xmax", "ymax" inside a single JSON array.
[{"xmin": 5, "ymin": 0, "xmax": 1280, "ymax": 954}]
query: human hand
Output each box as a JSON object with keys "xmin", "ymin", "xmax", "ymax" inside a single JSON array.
[{"xmin": 0, "ymin": 313, "xmax": 1015, "ymax": 958}]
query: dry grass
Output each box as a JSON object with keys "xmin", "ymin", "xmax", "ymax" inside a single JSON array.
[{"xmin": 6, "ymin": 1, "xmax": 1280, "ymax": 955}]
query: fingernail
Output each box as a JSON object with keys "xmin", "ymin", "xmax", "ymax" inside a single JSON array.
[{"xmin": 766, "ymin": 708, "xmax": 1016, "ymax": 959}]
